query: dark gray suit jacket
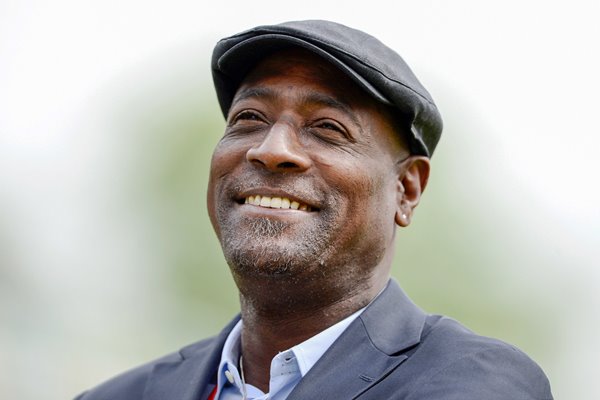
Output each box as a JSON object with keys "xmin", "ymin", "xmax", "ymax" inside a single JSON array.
[{"xmin": 76, "ymin": 280, "xmax": 553, "ymax": 399}]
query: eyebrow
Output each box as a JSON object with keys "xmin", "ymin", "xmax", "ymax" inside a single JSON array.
[
  {"xmin": 232, "ymin": 86, "xmax": 362, "ymax": 130},
  {"xmin": 233, "ymin": 86, "xmax": 277, "ymax": 104}
]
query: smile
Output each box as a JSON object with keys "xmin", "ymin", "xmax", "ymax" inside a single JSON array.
[{"xmin": 244, "ymin": 195, "xmax": 313, "ymax": 211}]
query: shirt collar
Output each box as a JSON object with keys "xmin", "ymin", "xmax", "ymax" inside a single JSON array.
[{"xmin": 290, "ymin": 307, "xmax": 363, "ymax": 376}]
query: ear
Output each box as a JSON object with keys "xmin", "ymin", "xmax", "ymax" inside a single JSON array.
[{"xmin": 394, "ymin": 156, "xmax": 430, "ymax": 227}]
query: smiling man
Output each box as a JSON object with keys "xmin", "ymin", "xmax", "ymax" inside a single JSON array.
[{"xmin": 76, "ymin": 20, "xmax": 553, "ymax": 400}]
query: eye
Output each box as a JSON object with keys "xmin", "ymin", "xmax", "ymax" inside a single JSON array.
[
  {"xmin": 316, "ymin": 121, "xmax": 343, "ymax": 132},
  {"xmin": 309, "ymin": 119, "xmax": 352, "ymax": 143},
  {"xmin": 224, "ymin": 109, "xmax": 269, "ymax": 139},
  {"xmin": 230, "ymin": 110, "xmax": 265, "ymax": 125}
]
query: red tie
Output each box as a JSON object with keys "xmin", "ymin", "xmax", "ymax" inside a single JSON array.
[{"xmin": 208, "ymin": 386, "xmax": 217, "ymax": 400}]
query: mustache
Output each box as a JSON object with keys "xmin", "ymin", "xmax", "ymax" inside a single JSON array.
[{"xmin": 225, "ymin": 171, "xmax": 331, "ymax": 207}]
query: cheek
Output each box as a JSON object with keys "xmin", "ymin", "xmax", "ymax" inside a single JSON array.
[
  {"xmin": 208, "ymin": 139, "xmax": 248, "ymax": 186},
  {"xmin": 318, "ymin": 155, "xmax": 396, "ymax": 228},
  {"xmin": 347, "ymin": 161, "xmax": 397, "ymax": 227},
  {"xmin": 206, "ymin": 158, "xmax": 220, "ymax": 236},
  {"xmin": 321, "ymin": 156, "xmax": 389, "ymax": 199},
  {"xmin": 206, "ymin": 143, "xmax": 244, "ymax": 235}
]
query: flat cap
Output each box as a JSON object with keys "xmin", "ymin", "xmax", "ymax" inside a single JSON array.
[{"xmin": 211, "ymin": 20, "xmax": 442, "ymax": 157}]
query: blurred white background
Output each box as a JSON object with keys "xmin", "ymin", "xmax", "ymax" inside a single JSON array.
[{"xmin": 1, "ymin": 1, "xmax": 598, "ymax": 399}]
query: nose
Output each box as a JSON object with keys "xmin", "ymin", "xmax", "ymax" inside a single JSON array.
[{"xmin": 246, "ymin": 122, "xmax": 312, "ymax": 172}]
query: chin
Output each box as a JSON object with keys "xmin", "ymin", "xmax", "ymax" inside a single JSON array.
[
  {"xmin": 222, "ymin": 235, "xmax": 323, "ymax": 278},
  {"xmin": 219, "ymin": 217, "xmax": 330, "ymax": 278}
]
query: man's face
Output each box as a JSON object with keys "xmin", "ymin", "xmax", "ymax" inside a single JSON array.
[{"xmin": 207, "ymin": 49, "xmax": 409, "ymax": 283}]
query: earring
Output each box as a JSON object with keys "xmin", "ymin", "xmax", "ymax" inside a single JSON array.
[{"xmin": 402, "ymin": 213, "xmax": 407, "ymax": 220}]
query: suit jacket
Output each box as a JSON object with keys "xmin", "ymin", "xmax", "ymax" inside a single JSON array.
[{"xmin": 76, "ymin": 280, "xmax": 553, "ymax": 399}]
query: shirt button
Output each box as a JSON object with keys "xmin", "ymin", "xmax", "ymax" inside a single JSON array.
[{"xmin": 225, "ymin": 369, "xmax": 235, "ymax": 384}]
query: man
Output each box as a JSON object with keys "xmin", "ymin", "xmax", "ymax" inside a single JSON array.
[{"xmin": 77, "ymin": 20, "xmax": 553, "ymax": 399}]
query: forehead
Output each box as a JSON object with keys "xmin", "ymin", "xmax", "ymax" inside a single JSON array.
[{"xmin": 236, "ymin": 48, "xmax": 375, "ymax": 109}]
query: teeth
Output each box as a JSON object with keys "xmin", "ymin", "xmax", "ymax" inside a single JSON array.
[
  {"xmin": 260, "ymin": 196, "xmax": 271, "ymax": 207},
  {"xmin": 243, "ymin": 195, "xmax": 311, "ymax": 211},
  {"xmin": 270, "ymin": 197, "xmax": 281, "ymax": 208}
]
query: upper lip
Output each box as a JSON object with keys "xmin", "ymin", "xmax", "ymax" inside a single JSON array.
[{"xmin": 235, "ymin": 188, "xmax": 320, "ymax": 210}]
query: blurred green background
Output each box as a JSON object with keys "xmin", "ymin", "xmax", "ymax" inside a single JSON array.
[{"xmin": 1, "ymin": 1, "xmax": 598, "ymax": 399}]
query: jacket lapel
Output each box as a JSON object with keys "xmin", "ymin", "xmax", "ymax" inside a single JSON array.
[
  {"xmin": 143, "ymin": 316, "xmax": 240, "ymax": 400},
  {"xmin": 288, "ymin": 280, "xmax": 427, "ymax": 400}
]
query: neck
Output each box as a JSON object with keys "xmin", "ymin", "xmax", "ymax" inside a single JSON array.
[{"xmin": 235, "ymin": 269, "xmax": 389, "ymax": 393}]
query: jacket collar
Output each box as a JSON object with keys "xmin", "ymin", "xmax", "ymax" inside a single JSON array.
[
  {"xmin": 359, "ymin": 279, "xmax": 427, "ymax": 355},
  {"xmin": 287, "ymin": 279, "xmax": 427, "ymax": 400}
]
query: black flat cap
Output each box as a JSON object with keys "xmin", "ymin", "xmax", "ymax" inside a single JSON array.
[{"xmin": 211, "ymin": 20, "xmax": 443, "ymax": 157}]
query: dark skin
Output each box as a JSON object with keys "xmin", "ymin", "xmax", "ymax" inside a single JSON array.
[{"xmin": 207, "ymin": 48, "xmax": 430, "ymax": 392}]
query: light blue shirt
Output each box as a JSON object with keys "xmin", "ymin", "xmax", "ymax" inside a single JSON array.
[{"xmin": 214, "ymin": 308, "xmax": 364, "ymax": 400}]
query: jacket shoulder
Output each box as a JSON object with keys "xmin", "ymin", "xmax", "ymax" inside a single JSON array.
[
  {"xmin": 401, "ymin": 316, "xmax": 553, "ymax": 399},
  {"xmin": 74, "ymin": 336, "xmax": 217, "ymax": 400}
]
